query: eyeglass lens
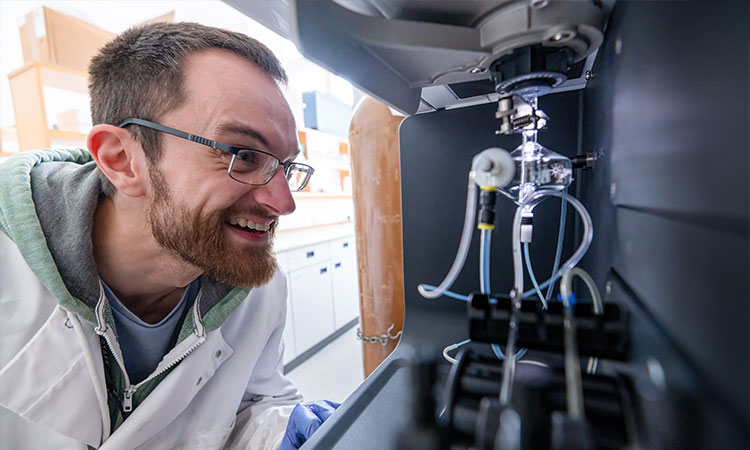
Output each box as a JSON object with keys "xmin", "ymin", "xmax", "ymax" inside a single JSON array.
[{"xmin": 230, "ymin": 149, "xmax": 311, "ymax": 191}]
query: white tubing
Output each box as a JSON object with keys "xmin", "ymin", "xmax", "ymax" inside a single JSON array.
[
  {"xmin": 560, "ymin": 267, "xmax": 603, "ymax": 315},
  {"xmin": 561, "ymin": 267, "xmax": 603, "ymax": 375},
  {"xmin": 513, "ymin": 191, "xmax": 594, "ymax": 298},
  {"xmin": 562, "ymin": 295, "xmax": 585, "ymax": 419},
  {"xmin": 418, "ymin": 176, "xmax": 478, "ymax": 298},
  {"xmin": 500, "ymin": 190, "xmax": 594, "ymax": 406}
]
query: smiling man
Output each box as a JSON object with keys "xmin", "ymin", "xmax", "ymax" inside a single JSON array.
[{"xmin": 0, "ymin": 22, "xmax": 336, "ymax": 449}]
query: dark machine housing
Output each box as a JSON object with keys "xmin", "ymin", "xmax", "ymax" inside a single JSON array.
[{"xmin": 228, "ymin": 1, "xmax": 748, "ymax": 448}]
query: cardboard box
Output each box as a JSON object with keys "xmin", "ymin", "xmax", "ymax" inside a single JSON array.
[
  {"xmin": 18, "ymin": 6, "xmax": 116, "ymax": 73},
  {"xmin": 18, "ymin": 7, "xmax": 176, "ymax": 74}
]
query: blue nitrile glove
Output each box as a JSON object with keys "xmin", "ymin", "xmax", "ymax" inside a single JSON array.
[{"xmin": 279, "ymin": 400, "xmax": 341, "ymax": 450}]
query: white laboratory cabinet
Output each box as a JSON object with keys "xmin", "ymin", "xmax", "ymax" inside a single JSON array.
[
  {"xmin": 276, "ymin": 234, "xmax": 360, "ymax": 365},
  {"xmin": 288, "ymin": 260, "xmax": 335, "ymax": 355},
  {"xmin": 329, "ymin": 236, "xmax": 360, "ymax": 329}
]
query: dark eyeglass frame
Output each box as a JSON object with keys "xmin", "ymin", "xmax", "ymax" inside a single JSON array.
[{"xmin": 117, "ymin": 118, "xmax": 314, "ymax": 191}]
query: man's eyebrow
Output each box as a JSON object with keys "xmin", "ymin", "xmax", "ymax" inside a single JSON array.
[{"xmin": 215, "ymin": 121, "xmax": 270, "ymax": 148}]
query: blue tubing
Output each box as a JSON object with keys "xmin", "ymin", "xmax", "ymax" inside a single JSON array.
[
  {"xmin": 545, "ymin": 189, "xmax": 568, "ymax": 300},
  {"xmin": 524, "ymin": 242, "xmax": 548, "ymax": 310}
]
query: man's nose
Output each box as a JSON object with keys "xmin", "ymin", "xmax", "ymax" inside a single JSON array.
[{"xmin": 254, "ymin": 168, "xmax": 296, "ymax": 216}]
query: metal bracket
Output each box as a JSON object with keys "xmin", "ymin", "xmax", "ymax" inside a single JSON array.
[{"xmin": 495, "ymin": 94, "xmax": 548, "ymax": 135}]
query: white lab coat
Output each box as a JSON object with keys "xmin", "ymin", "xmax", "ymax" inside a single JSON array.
[{"xmin": 0, "ymin": 232, "xmax": 302, "ymax": 449}]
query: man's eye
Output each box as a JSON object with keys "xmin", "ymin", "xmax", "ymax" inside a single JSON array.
[{"xmin": 232, "ymin": 150, "xmax": 269, "ymax": 175}]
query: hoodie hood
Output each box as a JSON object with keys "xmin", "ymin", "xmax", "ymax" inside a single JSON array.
[{"xmin": 0, "ymin": 149, "xmax": 251, "ymax": 332}]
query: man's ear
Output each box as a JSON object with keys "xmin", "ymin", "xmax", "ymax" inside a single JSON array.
[{"xmin": 88, "ymin": 124, "xmax": 149, "ymax": 197}]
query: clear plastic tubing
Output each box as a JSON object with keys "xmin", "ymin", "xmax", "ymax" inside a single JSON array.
[
  {"xmin": 561, "ymin": 267, "xmax": 603, "ymax": 377},
  {"xmin": 560, "ymin": 267, "xmax": 603, "ymax": 315},
  {"xmin": 513, "ymin": 190, "xmax": 594, "ymax": 297},
  {"xmin": 500, "ymin": 189, "xmax": 593, "ymax": 406},
  {"xmin": 524, "ymin": 242, "xmax": 548, "ymax": 309},
  {"xmin": 546, "ymin": 189, "xmax": 568, "ymax": 301},
  {"xmin": 562, "ymin": 292, "xmax": 585, "ymax": 419},
  {"xmin": 418, "ymin": 176, "xmax": 478, "ymax": 299}
]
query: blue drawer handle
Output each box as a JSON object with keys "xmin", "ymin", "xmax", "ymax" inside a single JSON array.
[
  {"xmin": 343, "ymin": 242, "xmax": 349, "ymax": 248},
  {"xmin": 320, "ymin": 267, "xmax": 328, "ymax": 274},
  {"xmin": 306, "ymin": 251, "xmax": 315, "ymax": 258},
  {"xmin": 335, "ymin": 262, "xmax": 341, "ymax": 268}
]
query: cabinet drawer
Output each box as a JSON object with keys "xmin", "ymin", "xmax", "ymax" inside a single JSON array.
[
  {"xmin": 286, "ymin": 242, "xmax": 330, "ymax": 271},
  {"xmin": 329, "ymin": 235, "xmax": 355, "ymax": 258}
]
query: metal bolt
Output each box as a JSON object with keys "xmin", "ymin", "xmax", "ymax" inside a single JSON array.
[
  {"xmin": 550, "ymin": 30, "xmax": 577, "ymax": 42},
  {"xmin": 584, "ymin": 70, "xmax": 593, "ymax": 81},
  {"xmin": 470, "ymin": 67, "xmax": 486, "ymax": 74}
]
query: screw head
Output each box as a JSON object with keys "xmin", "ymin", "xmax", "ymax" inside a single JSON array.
[
  {"xmin": 550, "ymin": 30, "xmax": 577, "ymax": 42},
  {"xmin": 470, "ymin": 67, "xmax": 486, "ymax": 74},
  {"xmin": 585, "ymin": 70, "xmax": 593, "ymax": 81}
]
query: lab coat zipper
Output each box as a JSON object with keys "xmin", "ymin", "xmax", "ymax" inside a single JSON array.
[{"xmin": 94, "ymin": 287, "xmax": 206, "ymax": 414}]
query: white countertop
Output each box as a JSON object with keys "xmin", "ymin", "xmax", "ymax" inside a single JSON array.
[{"xmin": 274, "ymin": 221, "xmax": 355, "ymax": 253}]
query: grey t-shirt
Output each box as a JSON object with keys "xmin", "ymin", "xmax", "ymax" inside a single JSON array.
[{"xmin": 103, "ymin": 278, "xmax": 200, "ymax": 384}]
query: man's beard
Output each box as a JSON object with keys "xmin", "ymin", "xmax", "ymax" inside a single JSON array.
[{"xmin": 146, "ymin": 167, "xmax": 277, "ymax": 288}]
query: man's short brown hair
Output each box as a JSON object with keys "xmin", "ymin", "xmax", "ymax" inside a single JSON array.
[{"xmin": 88, "ymin": 22, "xmax": 288, "ymax": 196}]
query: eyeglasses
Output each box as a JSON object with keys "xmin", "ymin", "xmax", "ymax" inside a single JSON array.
[{"xmin": 118, "ymin": 118, "xmax": 314, "ymax": 192}]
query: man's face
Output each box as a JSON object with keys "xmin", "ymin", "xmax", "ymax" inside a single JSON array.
[{"xmin": 144, "ymin": 49, "xmax": 298, "ymax": 288}]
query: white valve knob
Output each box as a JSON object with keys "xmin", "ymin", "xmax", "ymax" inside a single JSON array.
[{"xmin": 470, "ymin": 147, "xmax": 515, "ymax": 188}]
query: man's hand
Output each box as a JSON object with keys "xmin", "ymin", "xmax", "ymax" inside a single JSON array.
[{"xmin": 278, "ymin": 400, "xmax": 341, "ymax": 450}]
